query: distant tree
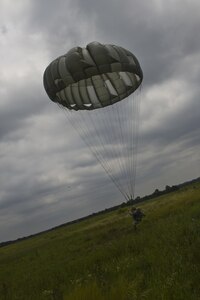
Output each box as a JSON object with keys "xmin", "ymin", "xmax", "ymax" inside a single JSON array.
[
  {"xmin": 154, "ymin": 189, "xmax": 160, "ymax": 195},
  {"xmin": 127, "ymin": 198, "xmax": 134, "ymax": 205},
  {"xmin": 135, "ymin": 196, "xmax": 141, "ymax": 202},
  {"xmin": 165, "ymin": 185, "xmax": 171, "ymax": 192}
]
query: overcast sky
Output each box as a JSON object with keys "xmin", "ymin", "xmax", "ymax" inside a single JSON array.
[{"xmin": 0, "ymin": 0, "xmax": 199, "ymax": 242}]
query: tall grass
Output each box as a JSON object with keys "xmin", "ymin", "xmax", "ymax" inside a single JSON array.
[{"xmin": 0, "ymin": 183, "xmax": 200, "ymax": 299}]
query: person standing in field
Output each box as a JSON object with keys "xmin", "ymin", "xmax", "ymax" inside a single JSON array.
[{"xmin": 129, "ymin": 207, "xmax": 145, "ymax": 230}]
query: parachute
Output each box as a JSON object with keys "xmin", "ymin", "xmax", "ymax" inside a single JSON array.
[{"xmin": 43, "ymin": 41, "xmax": 143, "ymax": 200}]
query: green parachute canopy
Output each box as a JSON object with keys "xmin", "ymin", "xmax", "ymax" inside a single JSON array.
[
  {"xmin": 43, "ymin": 42, "xmax": 143, "ymax": 201},
  {"xmin": 43, "ymin": 41, "xmax": 143, "ymax": 110}
]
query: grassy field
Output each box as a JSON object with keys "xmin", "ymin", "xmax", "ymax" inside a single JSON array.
[{"xmin": 0, "ymin": 182, "xmax": 200, "ymax": 300}]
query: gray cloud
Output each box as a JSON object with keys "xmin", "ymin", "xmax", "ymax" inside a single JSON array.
[{"xmin": 0, "ymin": 0, "xmax": 199, "ymax": 242}]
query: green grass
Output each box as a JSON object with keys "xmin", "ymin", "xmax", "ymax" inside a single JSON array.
[{"xmin": 0, "ymin": 183, "xmax": 200, "ymax": 300}]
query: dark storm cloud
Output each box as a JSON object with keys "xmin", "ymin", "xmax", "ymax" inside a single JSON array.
[
  {"xmin": 0, "ymin": 25, "xmax": 7, "ymax": 35},
  {"xmin": 26, "ymin": 0, "xmax": 92, "ymax": 58},
  {"xmin": 74, "ymin": 0, "xmax": 200, "ymax": 85},
  {"xmin": 0, "ymin": 0, "xmax": 199, "ymax": 242},
  {"xmin": 141, "ymin": 95, "xmax": 200, "ymax": 146},
  {"xmin": 26, "ymin": 0, "xmax": 200, "ymax": 87},
  {"xmin": 0, "ymin": 82, "xmax": 46, "ymax": 140}
]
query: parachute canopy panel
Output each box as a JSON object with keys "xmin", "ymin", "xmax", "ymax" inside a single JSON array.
[{"xmin": 43, "ymin": 41, "xmax": 143, "ymax": 110}]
